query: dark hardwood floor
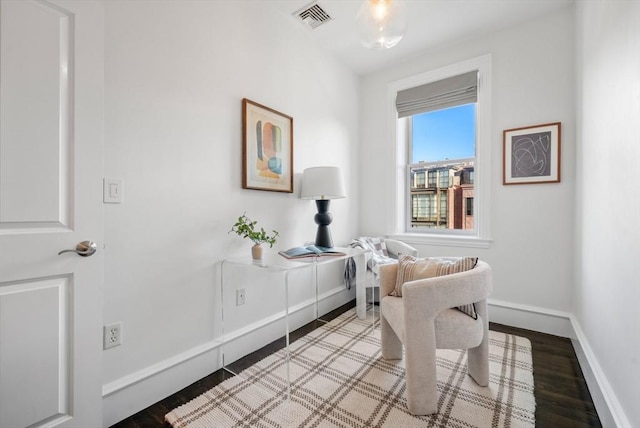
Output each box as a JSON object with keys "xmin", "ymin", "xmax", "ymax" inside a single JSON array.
[
  {"xmin": 489, "ymin": 322, "xmax": 601, "ymax": 427},
  {"xmin": 111, "ymin": 301, "xmax": 602, "ymax": 427}
]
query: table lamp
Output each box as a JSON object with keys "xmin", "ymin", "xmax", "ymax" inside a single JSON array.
[{"xmin": 301, "ymin": 166, "xmax": 346, "ymax": 248}]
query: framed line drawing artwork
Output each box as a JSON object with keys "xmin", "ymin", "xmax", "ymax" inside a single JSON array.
[
  {"xmin": 242, "ymin": 98, "xmax": 293, "ymax": 193},
  {"xmin": 503, "ymin": 122, "xmax": 561, "ymax": 185}
]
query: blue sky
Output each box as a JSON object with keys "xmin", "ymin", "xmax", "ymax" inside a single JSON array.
[{"xmin": 412, "ymin": 104, "xmax": 476, "ymax": 162}]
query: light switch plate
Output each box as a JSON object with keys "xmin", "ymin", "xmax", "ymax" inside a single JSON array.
[{"xmin": 103, "ymin": 178, "xmax": 123, "ymax": 203}]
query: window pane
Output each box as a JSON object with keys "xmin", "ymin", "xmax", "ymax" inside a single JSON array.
[
  {"xmin": 428, "ymin": 170, "xmax": 437, "ymax": 187},
  {"xmin": 408, "ymin": 103, "xmax": 476, "ymax": 232},
  {"xmin": 439, "ymin": 170, "xmax": 450, "ymax": 188},
  {"xmin": 439, "ymin": 192, "xmax": 448, "ymax": 222},
  {"xmin": 412, "ymin": 104, "xmax": 475, "ymax": 163}
]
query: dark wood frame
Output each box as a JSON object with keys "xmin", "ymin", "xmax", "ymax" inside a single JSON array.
[
  {"xmin": 242, "ymin": 98, "xmax": 293, "ymax": 193},
  {"xmin": 503, "ymin": 122, "xmax": 561, "ymax": 185}
]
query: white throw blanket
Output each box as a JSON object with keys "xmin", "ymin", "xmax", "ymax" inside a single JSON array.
[{"xmin": 349, "ymin": 237, "xmax": 398, "ymax": 275}]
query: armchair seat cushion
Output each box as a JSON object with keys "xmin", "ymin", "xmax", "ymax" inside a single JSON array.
[{"xmin": 434, "ymin": 309, "xmax": 484, "ymax": 348}]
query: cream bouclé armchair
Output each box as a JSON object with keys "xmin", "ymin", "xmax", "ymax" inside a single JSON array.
[{"xmin": 379, "ymin": 260, "xmax": 493, "ymax": 415}]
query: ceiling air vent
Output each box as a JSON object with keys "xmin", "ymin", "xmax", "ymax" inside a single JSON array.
[{"xmin": 294, "ymin": 2, "xmax": 333, "ymax": 29}]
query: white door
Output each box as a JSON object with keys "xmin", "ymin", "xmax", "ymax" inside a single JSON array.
[{"xmin": 0, "ymin": 0, "xmax": 104, "ymax": 427}]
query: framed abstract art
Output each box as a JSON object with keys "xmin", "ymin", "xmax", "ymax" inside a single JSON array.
[
  {"xmin": 242, "ymin": 98, "xmax": 293, "ymax": 193},
  {"xmin": 503, "ymin": 122, "xmax": 561, "ymax": 185}
]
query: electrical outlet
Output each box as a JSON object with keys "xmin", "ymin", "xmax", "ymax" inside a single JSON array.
[
  {"xmin": 236, "ymin": 289, "xmax": 246, "ymax": 306},
  {"xmin": 103, "ymin": 322, "xmax": 122, "ymax": 349}
]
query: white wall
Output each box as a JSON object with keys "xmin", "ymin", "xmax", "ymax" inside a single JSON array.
[
  {"xmin": 575, "ymin": 1, "xmax": 640, "ymax": 427},
  {"xmin": 360, "ymin": 7, "xmax": 576, "ymax": 321},
  {"xmin": 102, "ymin": 1, "xmax": 359, "ymax": 425}
]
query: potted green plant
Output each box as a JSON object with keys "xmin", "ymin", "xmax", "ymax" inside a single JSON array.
[{"xmin": 229, "ymin": 213, "xmax": 279, "ymax": 261}]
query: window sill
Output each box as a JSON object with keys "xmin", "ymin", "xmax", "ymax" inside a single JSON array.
[{"xmin": 386, "ymin": 233, "xmax": 492, "ymax": 249}]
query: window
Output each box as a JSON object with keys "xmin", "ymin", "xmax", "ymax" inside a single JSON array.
[
  {"xmin": 465, "ymin": 169, "xmax": 475, "ymax": 185},
  {"xmin": 439, "ymin": 170, "xmax": 450, "ymax": 188},
  {"xmin": 412, "ymin": 194, "xmax": 437, "ymax": 223},
  {"xmin": 427, "ymin": 170, "xmax": 438, "ymax": 188},
  {"xmin": 399, "ymin": 71, "xmax": 477, "ymax": 233},
  {"xmin": 439, "ymin": 192, "xmax": 448, "ymax": 223},
  {"xmin": 389, "ymin": 55, "xmax": 492, "ymax": 247},
  {"xmin": 408, "ymin": 106, "xmax": 475, "ymax": 232}
]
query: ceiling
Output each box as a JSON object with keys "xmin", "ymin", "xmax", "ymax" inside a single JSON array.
[{"xmin": 270, "ymin": 0, "xmax": 574, "ymax": 75}]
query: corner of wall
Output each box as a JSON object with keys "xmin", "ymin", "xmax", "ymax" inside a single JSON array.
[{"xmin": 570, "ymin": 316, "xmax": 633, "ymax": 428}]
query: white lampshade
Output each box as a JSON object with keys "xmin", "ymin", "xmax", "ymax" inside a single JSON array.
[
  {"xmin": 355, "ymin": 0, "xmax": 408, "ymax": 50},
  {"xmin": 301, "ymin": 166, "xmax": 346, "ymax": 200}
]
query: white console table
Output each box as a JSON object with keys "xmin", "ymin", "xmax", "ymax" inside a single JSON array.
[{"xmin": 219, "ymin": 247, "xmax": 368, "ymax": 397}]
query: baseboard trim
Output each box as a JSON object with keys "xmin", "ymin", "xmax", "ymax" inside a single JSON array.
[
  {"xmin": 102, "ymin": 284, "xmax": 351, "ymax": 426},
  {"xmin": 102, "ymin": 339, "xmax": 220, "ymax": 398},
  {"xmin": 570, "ymin": 316, "xmax": 631, "ymax": 428},
  {"xmin": 488, "ymin": 298, "xmax": 574, "ymax": 338}
]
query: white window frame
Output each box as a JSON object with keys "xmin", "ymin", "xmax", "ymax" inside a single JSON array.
[{"xmin": 386, "ymin": 55, "xmax": 492, "ymax": 248}]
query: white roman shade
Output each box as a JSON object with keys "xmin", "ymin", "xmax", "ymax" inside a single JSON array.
[{"xmin": 396, "ymin": 70, "xmax": 478, "ymax": 118}]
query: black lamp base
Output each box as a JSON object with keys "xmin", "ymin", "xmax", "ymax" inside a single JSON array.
[{"xmin": 314, "ymin": 199, "xmax": 334, "ymax": 248}]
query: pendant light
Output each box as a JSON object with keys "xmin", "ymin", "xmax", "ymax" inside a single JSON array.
[{"xmin": 355, "ymin": 0, "xmax": 408, "ymax": 49}]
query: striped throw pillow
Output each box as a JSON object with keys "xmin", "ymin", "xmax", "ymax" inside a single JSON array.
[{"xmin": 391, "ymin": 255, "xmax": 479, "ymax": 318}]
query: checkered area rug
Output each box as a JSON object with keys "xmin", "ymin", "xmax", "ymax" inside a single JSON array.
[{"xmin": 166, "ymin": 310, "xmax": 535, "ymax": 427}]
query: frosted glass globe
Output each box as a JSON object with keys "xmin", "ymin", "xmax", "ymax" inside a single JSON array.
[{"xmin": 356, "ymin": 0, "xmax": 408, "ymax": 49}]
